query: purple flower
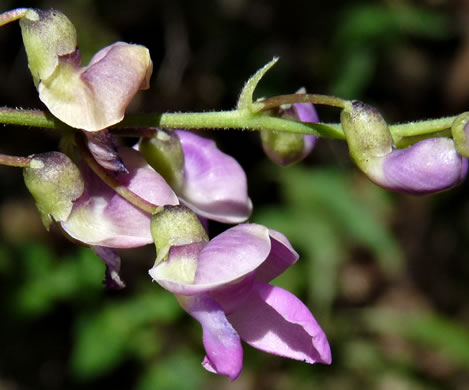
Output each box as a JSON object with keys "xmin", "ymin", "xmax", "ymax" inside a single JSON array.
[
  {"xmin": 175, "ymin": 130, "xmax": 252, "ymax": 223},
  {"xmin": 261, "ymin": 89, "xmax": 318, "ymax": 166},
  {"xmin": 0, "ymin": 8, "xmax": 152, "ymax": 132},
  {"xmin": 149, "ymin": 224, "xmax": 331, "ymax": 380},
  {"xmin": 61, "ymin": 147, "xmax": 178, "ymax": 248},
  {"xmin": 341, "ymin": 101, "xmax": 467, "ymax": 194},
  {"xmin": 39, "ymin": 41, "xmax": 152, "ymax": 132}
]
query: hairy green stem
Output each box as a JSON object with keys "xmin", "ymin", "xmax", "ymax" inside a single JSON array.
[
  {"xmin": 75, "ymin": 135, "xmax": 161, "ymax": 215},
  {"xmin": 0, "ymin": 107, "xmax": 460, "ymax": 141}
]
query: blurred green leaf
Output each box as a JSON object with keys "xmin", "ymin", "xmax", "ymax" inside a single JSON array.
[
  {"xmin": 331, "ymin": 4, "xmax": 451, "ymax": 97},
  {"xmin": 71, "ymin": 289, "xmax": 181, "ymax": 379},
  {"xmin": 364, "ymin": 308, "xmax": 469, "ymax": 369},
  {"xmin": 136, "ymin": 349, "xmax": 207, "ymax": 390},
  {"xmin": 12, "ymin": 246, "xmax": 104, "ymax": 317}
]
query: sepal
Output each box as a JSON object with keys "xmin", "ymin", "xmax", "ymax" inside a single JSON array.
[
  {"xmin": 451, "ymin": 112, "xmax": 469, "ymax": 158},
  {"xmin": 139, "ymin": 130, "xmax": 185, "ymax": 191},
  {"xmin": 340, "ymin": 101, "xmax": 393, "ymax": 171},
  {"xmin": 18, "ymin": 9, "xmax": 78, "ymax": 86},
  {"xmin": 23, "ymin": 152, "xmax": 84, "ymax": 229},
  {"xmin": 151, "ymin": 206, "xmax": 208, "ymax": 265}
]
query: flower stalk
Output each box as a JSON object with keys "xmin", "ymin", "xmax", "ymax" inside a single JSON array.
[
  {"xmin": 0, "ymin": 153, "xmax": 32, "ymax": 168},
  {"xmin": 75, "ymin": 135, "xmax": 161, "ymax": 215}
]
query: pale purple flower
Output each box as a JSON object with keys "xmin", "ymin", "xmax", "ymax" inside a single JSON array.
[
  {"xmin": 175, "ymin": 130, "xmax": 252, "ymax": 223},
  {"xmin": 341, "ymin": 101, "xmax": 467, "ymax": 194},
  {"xmin": 149, "ymin": 224, "xmax": 331, "ymax": 380},
  {"xmin": 38, "ymin": 41, "xmax": 152, "ymax": 132},
  {"xmin": 60, "ymin": 146, "xmax": 179, "ymax": 288},
  {"xmin": 61, "ymin": 147, "xmax": 178, "ymax": 248}
]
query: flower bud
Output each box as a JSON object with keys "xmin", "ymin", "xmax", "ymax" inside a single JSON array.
[
  {"xmin": 23, "ymin": 152, "xmax": 84, "ymax": 229},
  {"xmin": 261, "ymin": 89, "xmax": 318, "ymax": 166},
  {"xmin": 139, "ymin": 130, "xmax": 185, "ymax": 192},
  {"xmin": 341, "ymin": 101, "xmax": 466, "ymax": 194},
  {"xmin": 261, "ymin": 130, "xmax": 306, "ymax": 165},
  {"xmin": 151, "ymin": 206, "xmax": 208, "ymax": 265},
  {"xmin": 451, "ymin": 112, "xmax": 469, "ymax": 158}
]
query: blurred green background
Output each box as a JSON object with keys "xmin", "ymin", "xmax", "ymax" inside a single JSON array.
[{"xmin": 1, "ymin": 0, "xmax": 469, "ymax": 389}]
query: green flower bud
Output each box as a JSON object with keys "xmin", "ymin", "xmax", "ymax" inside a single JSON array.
[
  {"xmin": 139, "ymin": 130, "xmax": 185, "ymax": 191},
  {"xmin": 23, "ymin": 152, "xmax": 84, "ymax": 229},
  {"xmin": 340, "ymin": 101, "xmax": 393, "ymax": 175},
  {"xmin": 151, "ymin": 206, "xmax": 208, "ymax": 265},
  {"xmin": 260, "ymin": 130, "xmax": 305, "ymax": 165},
  {"xmin": 18, "ymin": 9, "xmax": 78, "ymax": 86},
  {"xmin": 451, "ymin": 112, "xmax": 469, "ymax": 158}
]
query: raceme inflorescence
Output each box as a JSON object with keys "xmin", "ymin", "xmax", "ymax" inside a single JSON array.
[{"xmin": 1, "ymin": 6, "xmax": 469, "ymax": 380}]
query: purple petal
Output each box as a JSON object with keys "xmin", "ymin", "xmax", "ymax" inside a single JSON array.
[
  {"xmin": 179, "ymin": 295, "xmax": 243, "ymax": 380},
  {"xmin": 460, "ymin": 158, "xmax": 468, "ymax": 182},
  {"xmin": 92, "ymin": 246, "xmax": 125, "ymax": 289},
  {"xmin": 254, "ymin": 229, "xmax": 299, "ymax": 283},
  {"xmin": 382, "ymin": 138, "xmax": 464, "ymax": 194},
  {"xmin": 291, "ymin": 101, "xmax": 319, "ymax": 159},
  {"xmin": 85, "ymin": 129, "xmax": 128, "ymax": 173},
  {"xmin": 176, "ymin": 130, "xmax": 252, "ymax": 223},
  {"xmin": 39, "ymin": 42, "xmax": 152, "ymax": 131},
  {"xmin": 292, "ymin": 101, "xmax": 319, "ymax": 123},
  {"xmin": 228, "ymin": 283, "xmax": 331, "ymax": 365},
  {"xmin": 62, "ymin": 147, "xmax": 178, "ymax": 247},
  {"xmin": 149, "ymin": 224, "xmax": 271, "ymax": 295}
]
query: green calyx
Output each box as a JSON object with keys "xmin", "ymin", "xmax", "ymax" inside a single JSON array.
[
  {"xmin": 19, "ymin": 8, "xmax": 78, "ymax": 86},
  {"xmin": 260, "ymin": 129, "xmax": 305, "ymax": 166},
  {"xmin": 340, "ymin": 101, "xmax": 393, "ymax": 171},
  {"xmin": 23, "ymin": 152, "xmax": 84, "ymax": 229},
  {"xmin": 451, "ymin": 112, "xmax": 469, "ymax": 158},
  {"xmin": 151, "ymin": 206, "xmax": 208, "ymax": 265},
  {"xmin": 139, "ymin": 131, "xmax": 185, "ymax": 192}
]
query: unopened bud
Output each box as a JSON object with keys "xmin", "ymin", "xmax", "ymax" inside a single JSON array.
[
  {"xmin": 261, "ymin": 89, "xmax": 318, "ymax": 166},
  {"xmin": 23, "ymin": 152, "xmax": 84, "ymax": 229}
]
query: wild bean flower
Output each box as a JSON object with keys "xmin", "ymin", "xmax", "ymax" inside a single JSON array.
[
  {"xmin": 0, "ymin": 8, "xmax": 152, "ymax": 132},
  {"xmin": 140, "ymin": 129, "xmax": 253, "ymax": 223},
  {"xmin": 149, "ymin": 222, "xmax": 331, "ymax": 380},
  {"xmin": 341, "ymin": 101, "xmax": 467, "ymax": 194}
]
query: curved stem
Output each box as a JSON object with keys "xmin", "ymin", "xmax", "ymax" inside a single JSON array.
[
  {"xmin": 257, "ymin": 94, "xmax": 348, "ymax": 110},
  {"xmin": 0, "ymin": 153, "xmax": 31, "ymax": 168},
  {"xmin": 75, "ymin": 135, "xmax": 161, "ymax": 215}
]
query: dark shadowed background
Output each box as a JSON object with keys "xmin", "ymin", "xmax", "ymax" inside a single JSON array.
[{"xmin": 1, "ymin": 0, "xmax": 469, "ymax": 389}]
